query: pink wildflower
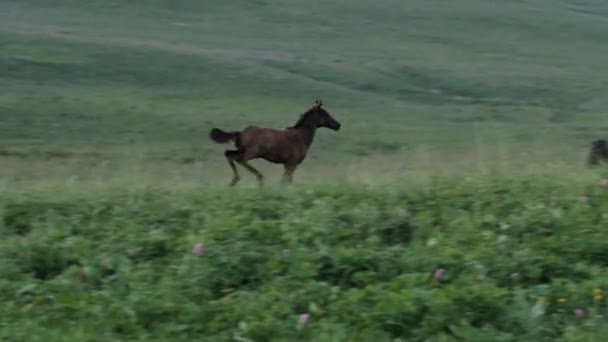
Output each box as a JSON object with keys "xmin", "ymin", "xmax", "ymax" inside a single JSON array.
[
  {"xmin": 574, "ymin": 308, "xmax": 585, "ymax": 317},
  {"xmin": 298, "ymin": 313, "xmax": 310, "ymax": 327},
  {"xmin": 433, "ymin": 268, "xmax": 445, "ymax": 281},
  {"xmin": 192, "ymin": 242, "xmax": 204, "ymax": 255}
]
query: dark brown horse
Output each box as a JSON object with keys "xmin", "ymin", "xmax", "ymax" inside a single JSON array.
[
  {"xmin": 588, "ymin": 138, "xmax": 608, "ymax": 167},
  {"xmin": 209, "ymin": 100, "xmax": 341, "ymax": 186}
]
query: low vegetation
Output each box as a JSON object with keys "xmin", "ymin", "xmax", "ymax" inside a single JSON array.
[{"xmin": 2, "ymin": 175, "xmax": 608, "ymax": 340}]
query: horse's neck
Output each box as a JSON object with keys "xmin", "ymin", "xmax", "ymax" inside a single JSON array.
[{"xmin": 295, "ymin": 126, "xmax": 317, "ymax": 147}]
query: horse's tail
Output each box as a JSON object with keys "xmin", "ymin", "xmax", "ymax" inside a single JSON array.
[{"xmin": 210, "ymin": 128, "xmax": 239, "ymax": 144}]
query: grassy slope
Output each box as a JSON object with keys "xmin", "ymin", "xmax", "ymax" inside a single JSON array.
[{"xmin": 2, "ymin": 0, "xmax": 608, "ymax": 187}]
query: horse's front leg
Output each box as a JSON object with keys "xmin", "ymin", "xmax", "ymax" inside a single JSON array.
[{"xmin": 281, "ymin": 164, "xmax": 297, "ymax": 185}]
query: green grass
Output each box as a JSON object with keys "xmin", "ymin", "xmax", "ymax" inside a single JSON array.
[
  {"xmin": 2, "ymin": 0, "xmax": 608, "ymax": 167},
  {"xmin": 3, "ymin": 0, "xmax": 608, "ymax": 339},
  {"xmin": 3, "ymin": 178, "xmax": 608, "ymax": 340}
]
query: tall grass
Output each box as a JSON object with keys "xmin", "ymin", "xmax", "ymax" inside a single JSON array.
[{"xmin": 2, "ymin": 174, "xmax": 608, "ymax": 340}]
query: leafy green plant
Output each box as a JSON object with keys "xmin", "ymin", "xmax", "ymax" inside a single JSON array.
[{"xmin": 1, "ymin": 178, "xmax": 608, "ymax": 339}]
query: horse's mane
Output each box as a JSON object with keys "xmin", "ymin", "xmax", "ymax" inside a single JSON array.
[{"xmin": 288, "ymin": 109, "xmax": 315, "ymax": 129}]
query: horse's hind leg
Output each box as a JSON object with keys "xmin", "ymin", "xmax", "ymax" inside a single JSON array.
[
  {"xmin": 236, "ymin": 157, "xmax": 265, "ymax": 187},
  {"xmin": 225, "ymin": 150, "xmax": 241, "ymax": 186}
]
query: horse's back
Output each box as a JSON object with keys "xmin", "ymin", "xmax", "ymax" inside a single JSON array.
[
  {"xmin": 241, "ymin": 125, "xmax": 290, "ymax": 137},
  {"xmin": 239, "ymin": 125, "xmax": 289, "ymax": 146}
]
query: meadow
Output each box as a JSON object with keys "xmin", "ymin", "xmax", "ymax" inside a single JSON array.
[{"xmin": 3, "ymin": 0, "xmax": 608, "ymax": 340}]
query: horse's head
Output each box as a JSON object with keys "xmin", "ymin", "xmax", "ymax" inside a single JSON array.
[
  {"xmin": 592, "ymin": 139, "xmax": 608, "ymax": 151},
  {"xmin": 308, "ymin": 100, "xmax": 341, "ymax": 131}
]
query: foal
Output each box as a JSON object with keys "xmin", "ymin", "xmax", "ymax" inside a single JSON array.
[
  {"xmin": 588, "ymin": 138, "xmax": 608, "ymax": 167},
  {"xmin": 209, "ymin": 100, "xmax": 341, "ymax": 186}
]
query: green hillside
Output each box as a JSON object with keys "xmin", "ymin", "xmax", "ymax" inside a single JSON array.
[{"xmin": 2, "ymin": 0, "xmax": 608, "ymax": 186}]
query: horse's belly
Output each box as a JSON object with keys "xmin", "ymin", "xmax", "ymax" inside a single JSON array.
[
  {"xmin": 257, "ymin": 139, "xmax": 305, "ymax": 164},
  {"xmin": 261, "ymin": 155, "xmax": 285, "ymax": 164}
]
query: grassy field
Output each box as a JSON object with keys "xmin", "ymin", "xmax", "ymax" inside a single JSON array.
[
  {"xmin": 3, "ymin": 0, "xmax": 608, "ymax": 339},
  {"xmin": 2, "ymin": 0, "xmax": 608, "ymax": 187}
]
